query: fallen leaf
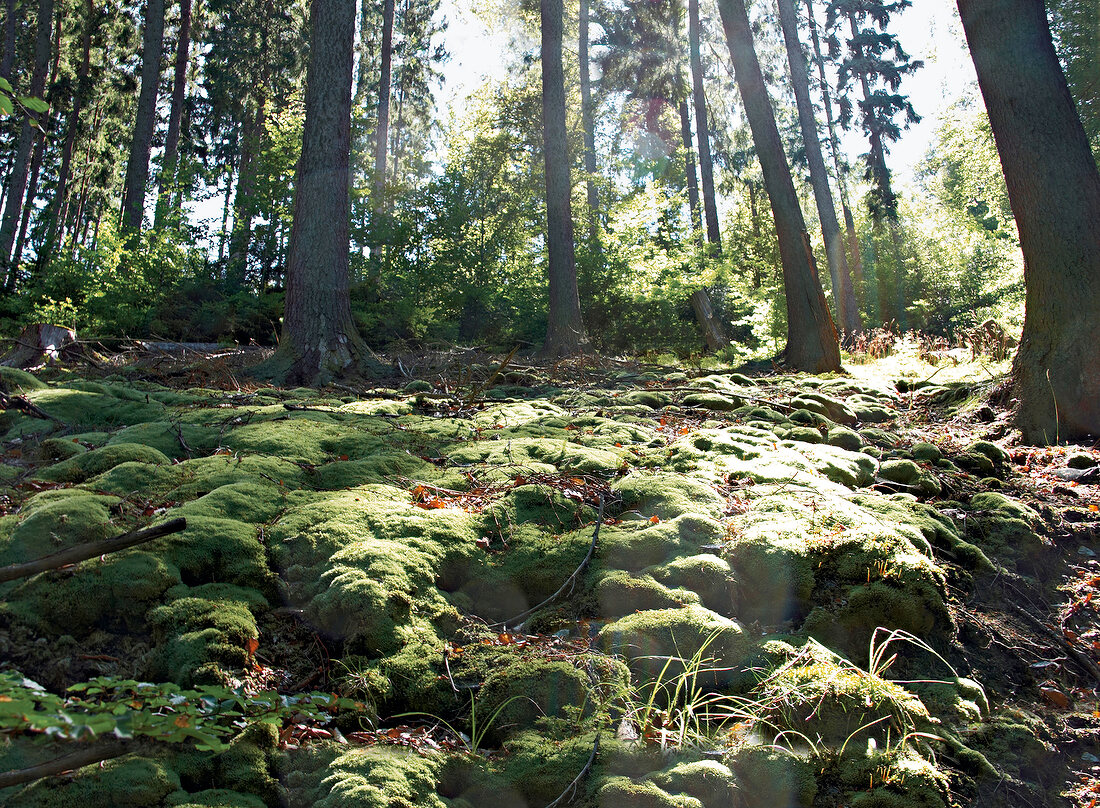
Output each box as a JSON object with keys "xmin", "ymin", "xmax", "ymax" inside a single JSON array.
[
  {"xmin": 1040, "ymin": 687, "xmax": 1070, "ymax": 708},
  {"xmin": 246, "ymin": 637, "xmax": 259, "ymax": 656},
  {"xmin": 649, "ymin": 515, "xmax": 661, "ymax": 524}
]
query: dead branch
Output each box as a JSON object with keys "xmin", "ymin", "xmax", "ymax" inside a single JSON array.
[
  {"xmin": 1005, "ymin": 601, "xmax": 1100, "ymax": 686},
  {"xmin": 497, "ymin": 496, "xmax": 604, "ymax": 629},
  {"xmin": 0, "ymin": 392, "xmax": 57, "ymax": 421},
  {"xmin": 543, "ymin": 733, "xmax": 600, "ymax": 808},
  {"xmin": 0, "ymin": 518, "xmax": 187, "ymax": 583},
  {"xmin": 0, "ymin": 739, "xmax": 135, "ymax": 789}
]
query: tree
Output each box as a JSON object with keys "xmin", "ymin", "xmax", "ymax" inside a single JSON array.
[
  {"xmin": 579, "ymin": 0, "xmax": 599, "ymax": 242},
  {"xmin": 276, "ymin": 0, "xmax": 367, "ymax": 383},
  {"xmin": 0, "ymin": 0, "xmax": 53, "ymax": 288},
  {"xmin": 373, "ymin": 0, "xmax": 395, "ymax": 206},
  {"xmin": 957, "ymin": 0, "xmax": 1100, "ymax": 443},
  {"xmin": 776, "ymin": 0, "xmax": 860, "ymax": 334},
  {"xmin": 154, "ymin": 0, "xmax": 193, "ymax": 229},
  {"xmin": 688, "ymin": 0, "xmax": 721, "ymax": 252},
  {"xmin": 120, "ymin": 0, "xmax": 166, "ymax": 234},
  {"xmin": 716, "ymin": 0, "xmax": 840, "ymax": 371},
  {"xmin": 540, "ymin": 0, "xmax": 586, "ymax": 356}
]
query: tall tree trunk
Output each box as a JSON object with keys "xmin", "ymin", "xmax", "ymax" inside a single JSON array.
[
  {"xmin": 776, "ymin": 0, "xmax": 860, "ymax": 335},
  {"xmin": 217, "ymin": 156, "xmax": 237, "ymax": 265},
  {"xmin": 579, "ymin": 0, "xmax": 599, "ymax": 243},
  {"xmin": 804, "ymin": 0, "xmax": 863, "ymax": 314},
  {"xmin": 0, "ymin": 0, "xmax": 52, "ymax": 290},
  {"xmin": 540, "ymin": 0, "xmax": 586, "ymax": 356},
  {"xmin": 689, "ymin": 0, "xmax": 721, "ymax": 253},
  {"xmin": 277, "ymin": 0, "xmax": 365, "ymax": 384},
  {"xmin": 716, "ymin": 0, "xmax": 840, "ymax": 371},
  {"xmin": 120, "ymin": 0, "xmax": 165, "ymax": 235},
  {"xmin": 373, "ymin": 0, "xmax": 394, "ymax": 205},
  {"xmin": 154, "ymin": 0, "xmax": 192, "ymax": 230},
  {"xmin": 958, "ymin": 0, "xmax": 1100, "ymax": 443},
  {"xmin": 37, "ymin": 0, "xmax": 94, "ymax": 274},
  {"xmin": 227, "ymin": 99, "xmax": 265, "ymax": 290},
  {"xmin": 679, "ymin": 99, "xmax": 702, "ymax": 234},
  {"xmin": 0, "ymin": 0, "xmax": 16, "ymax": 82}
]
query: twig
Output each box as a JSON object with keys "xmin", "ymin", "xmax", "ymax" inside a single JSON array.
[
  {"xmin": 0, "ymin": 393, "xmax": 57, "ymax": 421},
  {"xmin": 496, "ymin": 496, "xmax": 604, "ymax": 629},
  {"xmin": 0, "ymin": 518, "xmax": 187, "ymax": 583},
  {"xmin": 1006, "ymin": 601, "xmax": 1100, "ymax": 686},
  {"xmin": 543, "ymin": 734, "xmax": 600, "ymax": 808},
  {"xmin": 0, "ymin": 739, "xmax": 135, "ymax": 789}
]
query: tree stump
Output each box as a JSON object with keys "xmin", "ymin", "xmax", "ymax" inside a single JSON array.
[{"xmin": 1, "ymin": 324, "xmax": 78, "ymax": 368}]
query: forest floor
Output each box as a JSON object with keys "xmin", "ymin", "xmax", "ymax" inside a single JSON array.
[{"xmin": 0, "ymin": 339, "xmax": 1097, "ymax": 808}]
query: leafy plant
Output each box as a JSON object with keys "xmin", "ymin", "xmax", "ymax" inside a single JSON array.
[
  {"xmin": 0, "ymin": 671, "xmax": 363, "ymax": 753},
  {"xmin": 395, "ymin": 692, "xmax": 528, "ymax": 756}
]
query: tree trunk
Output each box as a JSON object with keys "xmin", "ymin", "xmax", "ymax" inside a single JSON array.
[
  {"xmin": 804, "ymin": 0, "xmax": 863, "ymax": 320},
  {"xmin": 679, "ymin": 99, "xmax": 702, "ymax": 235},
  {"xmin": 689, "ymin": 0, "xmax": 721, "ymax": 254},
  {"xmin": 540, "ymin": 0, "xmax": 586, "ymax": 356},
  {"xmin": 691, "ymin": 289, "xmax": 730, "ymax": 351},
  {"xmin": 579, "ymin": 0, "xmax": 599, "ymax": 243},
  {"xmin": 0, "ymin": 0, "xmax": 14, "ymax": 82},
  {"xmin": 120, "ymin": 0, "xmax": 165, "ymax": 234},
  {"xmin": 373, "ymin": 0, "xmax": 395, "ymax": 205},
  {"xmin": 227, "ymin": 99, "xmax": 265, "ymax": 290},
  {"xmin": 154, "ymin": 0, "xmax": 192, "ymax": 230},
  {"xmin": 958, "ymin": 0, "xmax": 1100, "ymax": 443},
  {"xmin": 37, "ymin": 0, "xmax": 94, "ymax": 274},
  {"xmin": 0, "ymin": 0, "xmax": 52, "ymax": 289},
  {"xmin": 776, "ymin": 0, "xmax": 859, "ymax": 335},
  {"xmin": 716, "ymin": 0, "xmax": 840, "ymax": 372},
  {"xmin": 277, "ymin": 0, "xmax": 366, "ymax": 384}
]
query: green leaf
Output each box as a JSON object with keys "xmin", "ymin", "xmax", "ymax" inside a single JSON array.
[
  {"xmin": 0, "ymin": 76, "xmax": 12, "ymax": 92},
  {"xmin": 0, "ymin": 95, "xmax": 13, "ymax": 116},
  {"xmin": 18, "ymin": 96, "xmax": 49, "ymax": 113}
]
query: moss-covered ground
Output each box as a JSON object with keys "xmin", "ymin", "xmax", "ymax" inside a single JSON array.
[{"xmin": 1, "ymin": 344, "xmax": 1097, "ymax": 807}]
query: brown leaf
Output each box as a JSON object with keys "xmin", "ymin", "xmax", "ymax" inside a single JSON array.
[{"xmin": 1040, "ymin": 687, "xmax": 1070, "ymax": 708}]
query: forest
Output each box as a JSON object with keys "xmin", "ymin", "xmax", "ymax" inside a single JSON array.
[{"xmin": 0, "ymin": 0, "xmax": 1098, "ymax": 803}]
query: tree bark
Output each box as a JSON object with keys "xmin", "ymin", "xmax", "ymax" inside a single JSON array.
[
  {"xmin": 154, "ymin": 0, "xmax": 192, "ymax": 230},
  {"xmin": 958, "ymin": 0, "xmax": 1100, "ymax": 443},
  {"xmin": 776, "ymin": 0, "xmax": 859, "ymax": 335},
  {"xmin": 689, "ymin": 0, "xmax": 721, "ymax": 253},
  {"xmin": 373, "ymin": 0, "xmax": 395, "ymax": 205},
  {"xmin": 540, "ymin": 0, "xmax": 587, "ymax": 356},
  {"xmin": 278, "ymin": 0, "xmax": 366, "ymax": 384},
  {"xmin": 120, "ymin": 0, "xmax": 166, "ymax": 234},
  {"xmin": 37, "ymin": 0, "xmax": 94, "ymax": 274},
  {"xmin": 0, "ymin": 0, "xmax": 16, "ymax": 83},
  {"xmin": 804, "ymin": 0, "xmax": 863, "ymax": 319},
  {"xmin": 716, "ymin": 0, "xmax": 840, "ymax": 372},
  {"xmin": 679, "ymin": 99, "xmax": 702, "ymax": 235},
  {"xmin": 0, "ymin": 0, "xmax": 53, "ymax": 289},
  {"xmin": 227, "ymin": 99, "xmax": 266, "ymax": 290},
  {"xmin": 579, "ymin": 0, "xmax": 599, "ymax": 243},
  {"xmin": 690, "ymin": 289, "xmax": 730, "ymax": 351}
]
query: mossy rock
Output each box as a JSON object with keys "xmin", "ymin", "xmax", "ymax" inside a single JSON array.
[
  {"xmin": 35, "ymin": 443, "xmax": 171, "ymax": 483},
  {"xmin": 595, "ymin": 569, "xmax": 700, "ymax": 616},
  {"xmin": 965, "ymin": 492, "xmax": 1046, "ymax": 570},
  {"xmin": 620, "ymin": 390, "xmax": 671, "ymax": 408},
  {"xmin": 648, "ymin": 554, "xmax": 736, "ymax": 615},
  {"xmin": 107, "ymin": 422, "xmax": 221, "ymax": 459},
  {"xmin": 595, "ymin": 776, "xmax": 700, "ymax": 808},
  {"xmin": 783, "ymin": 427, "xmax": 824, "ymax": 445},
  {"xmin": 826, "ymin": 427, "xmax": 863, "ymax": 452},
  {"xmin": 790, "ymin": 393, "xmax": 857, "ymax": 425},
  {"xmin": 598, "ymin": 605, "xmax": 749, "ymax": 687},
  {"xmin": 0, "ymin": 367, "xmax": 47, "ymax": 392},
  {"xmin": 403, "ymin": 380, "xmax": 433, "ymax": 393},
  {"xmin": 1, "ymin": 754, "xmax": 181, "ymax": 807},
  {"xmin": 36, "ymin": 437, "xmax": 88, "ymax": 462},
  {"xmin": 966, "ymin": 441, "xmax": 1009, "ymax": 466},
  {"xmin": 494, "ymin": 731, "xmax": 607, "ymax": 806},
  {"xmin": 860, "ymin": 428, "xmax": 901, "ymax": 449},
  {"xmin": 166, "ymin": 789, "xmax": 266, "ymax": 807},
  {"xmin": 649, "ymin": 759, "xmax": 738, "ymax": 807},
  {"xmin": 729, "ymin": 746, "xmax": 817, "ymax": 808},
  {"xmin": 0, "ymin": 491, "xmax": 121, "ymax": 566},
  {"xmin": 682, "ymin": 392, "xmax": 743, "ymax": 412},
  {"xmin": 613, "ymin": 473, "xmax": 723, "ymax": 520},
  {"xmin": 281, "ymin": 744, "xmax": 448, "ymax": 808},
  {"xmin": 911, "ymin": 443, "xmax": 942, "ymax": 463},
  {"xmin": 1067, "ymin": 452, "xmax": 1097, "ymax": 470}
]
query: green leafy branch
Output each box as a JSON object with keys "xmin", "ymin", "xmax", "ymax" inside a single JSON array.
[
  {"xmin": 0, "ymin": 76, "xmax": 50, "ymax": 131},
  {"xmin": 0, "ymin": 671, "xmax": 365, "ymax": 789}
]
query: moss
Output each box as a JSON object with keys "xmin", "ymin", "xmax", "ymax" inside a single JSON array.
[
  {"xmin": 3, "ymin": 755, "xmax": 181, "ymax": 807},
  {"xmin": 17, "ymin": 387, "xmax": 166, "ymax": 431},
  {"xmin": 0, "ymin": 366, "xmax": 47, "ymax": 391},
  {"xmin": 613, "ymin": 473, "xmax": 722, "ymax": 520},
  {"xmin": 35, "ymin": 443, "xmax": 171, "ymax": 483},
  {"xmin": 147, "ymin": 589, "xmax": 263, "ymax": 684},
  {"xmin": 404, "ymin": 380, "xmax": 433, "ymax": 393},
  {"xmin": 495, "ymin": 731, "xmax": 605, "ymax": 806},
  {"xmin": 879, "ymin": 459, "xmax": 922, "ymax": 486},
  {"xmin": 965, "ymin": 492, "xmax": 1046, "ymax": 569},
  {"xmin": 598, "ymin": 605, "xmax": 749, "ymax": 686},
  {"xmin": 107, "ymin": 422, "xmax": 221, "ymax": 459},
  {"xmin": 210, "ymin": 724, "xmax": 280, "ymax": 806},
  {"xmin": 620, "ymin": 390, "xmax": 671, "ymax": 408},
  {"xmin": 783, "ymin": 427, "xmax": 824, "ymax": 445},
  {"xmin": 648, "ymin": 554, "xmax": 735, "ymax": 615},
  {"xmin": 681, "ymin": 392, "xmax": 743, "ymax": 411},
  {"xmin": 36, "ymin": 437, "xmax": 87, "ymax": 461},
  {"xmin": 649, "ymin": 759, "xmax": 737, "ymax": 806},
  {"xmin": 477, "ymin": 659, "xmax": 596, "ymax": 740},
  {"xmin": 158, "ymin": 514, "xmax": 274, "ymax": 596},
  {"xmin": 595, "ymin": 569, "xmax": 701, "ymax": 616},
  {"xmin": 860, "ymin": 428, "xmax": 901, "ymax": 449},
  {"xmin": 791, "ymin": 392, "xmax": 858, "ymax": 425},
  {"xmin": 912, "ymin": 443, "xmax": 942, "ymax": 463},
  {"xmin": 0, "ymin": 491, "xmax": 121, "ymax": 566},
  {"xmin": 600, "ymin": 521, "xmax": 689, "ymax": 572},
  {"xmin": 166, "ymin": 790, "xmax": 266, "ymax": 807},
  {"xmin": 596, "ymin": 776, "xmax": 703, "ymax": 807},
  {"xmin": 283, "ymin": 745, "xmax": 447, "ymax": 808},
  {"xmin": 1067, "ymin": 452, "xmax": 1097, "ymax": 469},
  {"xmin": 729, "ymin": 746, "xmax": 816, "ymax": 808},
  {"xmin": 966, "ymin": 441, "xmax": 1009, "ymax": 466},
  {"xmin": 836, "ymin": 746, "xmax": 949, "ymax": 808}
]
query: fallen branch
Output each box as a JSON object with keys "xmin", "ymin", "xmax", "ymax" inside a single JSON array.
[
  {"xmin": 0, "ymin": 392, "xmax": 56, "ymax": 421},
  {"xmin": 496, "ymin": 496, "xmax": 604, "ymax": 629},
  {"xmin": 0, "ymin": 518, "xmax": 187, "ymax": 583},
  {"xmin": 1006, "ymin": 601, "xmax": 1100, "ymax": 686},
  {"xmin": 0, "ymin": 739, "xmax": 134, "ymax": 789},
  {"xmin": 543, "ymin": 733, "xmax": 600, "ymax": 808}
]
